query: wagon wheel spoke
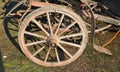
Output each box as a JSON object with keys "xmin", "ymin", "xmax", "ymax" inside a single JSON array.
[
  {"xmin": 55, "ymin": 48, "xmax": 60, "ymax": 62},
  {"xmin": 44, "ymin": 47, "xmax": 52, "ymax": 62},
  {"xmin": 25, "ymin": 40, "xmax": 46, "ymax": 46},
  {"xmin": 59, "ymin": 40, "xmax": 81, "ymax": 48},
  {"xmin": 32, "ymin": 19, "xmax": 50, "ymax": 36},
  {"xmin": 46, "ymin": 12, "xmax": 53, "ymax": 35},
  {"xmin": 54, "ymin": 17, "xmax": 66, "ymax": 27},
  {"xmin": 24, "ymin": 31, "xmax": 47, "ymax": 39},
  {"xmin": 33, "ymin": 46, "xmax": 45, "ymax": 56},
  {"xmin": 54, "ymin": 14, "xmax": 65, "ymax": 35},
  {"xmin": 60, "ymin": 33, "xmax": 83, "ymax": 39},
  {"xmin": 57, "ymin": 44, "xmax": 73, "ymax": 58},
  {"xmin": 59, "ymin": 21, "xmax": 77, "ymax": 35}
]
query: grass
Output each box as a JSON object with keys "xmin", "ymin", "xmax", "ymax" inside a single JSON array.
[{"xmin": 0, "ymin": 0, "xmax": 120, "ymax": 72}]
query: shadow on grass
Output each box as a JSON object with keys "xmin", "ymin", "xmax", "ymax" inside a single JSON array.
[
  {"xmin": 0, "ymin": 49, "xmax": 5, "ymax": 72},
  {"xmin": 3, "ymin": 1, "xmax": 23, "ymax": 53},
  {"xmin": 3, "ymin": 16, "xmax": 23, "ymax": 52}
]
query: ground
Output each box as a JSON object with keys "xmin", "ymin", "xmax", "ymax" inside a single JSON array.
[{"xmin": 0, "ymin": 0, "xmax": 120, "ymax": 72}]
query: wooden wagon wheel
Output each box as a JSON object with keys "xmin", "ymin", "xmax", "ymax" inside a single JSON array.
[{"xmin": 18, "ymin": 5, "xmax": 88, "ymax": 67}]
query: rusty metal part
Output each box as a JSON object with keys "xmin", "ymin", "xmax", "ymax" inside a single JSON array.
[{"xmin": 102, "ymin": 29, "xmax": 120, "ymax": 47}]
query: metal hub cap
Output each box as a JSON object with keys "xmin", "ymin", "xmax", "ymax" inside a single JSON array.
[{"xmin": 46, "ymin": 35, "xmax": 59, "ymax": 48}]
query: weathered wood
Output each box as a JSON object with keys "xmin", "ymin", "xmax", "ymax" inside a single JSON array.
[{"xmin": 95, "ymin": 14, "xmax": 120, "ymax": 26}]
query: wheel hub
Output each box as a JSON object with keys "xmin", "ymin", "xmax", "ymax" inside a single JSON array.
[{"xmin": 46, "ymin": 35, "xmax": 59, "ymax": 48}]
